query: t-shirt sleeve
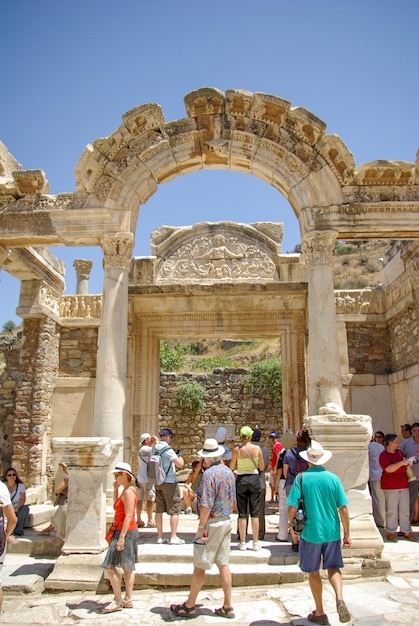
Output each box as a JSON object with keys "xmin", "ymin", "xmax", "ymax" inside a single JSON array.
[{"xmin": 286, "ymin": 477, "xmax": 301, "ymax": 508}]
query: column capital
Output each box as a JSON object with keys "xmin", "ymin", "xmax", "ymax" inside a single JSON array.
[
  {"xmin": 73, "ymin": 259, "xmax": 93, "ymax": 279},
  {"xmin": 300, "ymin": 230, "xmax": 338, "ymax": 269},
  {"xmin": 101, "ymin": 232, "xmax": 134, "ymax": 271}
]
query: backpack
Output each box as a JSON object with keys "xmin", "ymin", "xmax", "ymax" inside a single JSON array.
[
  {"xmin": 289, "ymin": 449, "xmax": 308, "ymax": 481},
  {"xmin": 147, "ymin": 445, "xmax": 173, "ymax": 485}
]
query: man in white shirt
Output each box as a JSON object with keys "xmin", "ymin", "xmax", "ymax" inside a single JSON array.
[
  {"xmin": 0, "ymin": 479, "xmax": 17, "ymax": 614},
  {"xmin": 136, "ymin": 433, "xmax": 157, "ymax": 528}
]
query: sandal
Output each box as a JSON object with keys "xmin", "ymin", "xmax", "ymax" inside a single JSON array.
[
  {"xmin": 215, "ymin": 606, "xmax": 235, "ymax": 619},
  {"xmin": 138, "ymin": 520, "xmax": 145, "ymax": 528},
  {"xmin": 122, "ymin": 598, "xmax": 134, "ymax": 608},
  {"xmin": 102, "ymin": 599, "xmax": 123, "ymax": 613},
  {"xmin": 147, "ymin": 521, "xmax": 156, "ymax": 527},
  {"xmin": 169, "ymin": 602, "xmax": 196, "ymax": 617}
]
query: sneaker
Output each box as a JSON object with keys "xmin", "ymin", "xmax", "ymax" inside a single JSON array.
[
  {"xmin": 252, "ymin": 541, "xmax": 261, "ymax": 551},
  {"xmin": 169, "ymin": 536, "xmax": 185, "ymax": 545},
  {"xmin": 185, "ymin": 507, "xmax": 192, "ymax": 515},
  {"xmin": 238, "ymin": 541, "xmax": 247, "ymax": 551},
  {"xmin": 157, "ymin": 537, "xmax": 166, "ymax": 544}
]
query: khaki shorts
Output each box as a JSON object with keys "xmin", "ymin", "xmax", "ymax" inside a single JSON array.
[
  {"xmin": 138, "ymin": 482, "xmax": 156, "ymax": 501},
  {"xmin": 193, "ymin": 517, "xmax": 232, "ymax": 570},
  {"xmin": 155, "ymin": 482, "xmax": 182, "ymax": 515}
]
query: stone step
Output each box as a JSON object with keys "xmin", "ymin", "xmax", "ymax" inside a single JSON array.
[
  {"xmin": 25, "ymin": 503, "xmax": 55, "ymax": 528},
  {"xmin": 133, "ymin": 560, "xmax": 305, "ymax": 588}
]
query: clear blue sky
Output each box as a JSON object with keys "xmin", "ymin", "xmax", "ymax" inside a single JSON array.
[{"xmin": 1, "ymin": 0, "xmax": 417, "ymax": 326}]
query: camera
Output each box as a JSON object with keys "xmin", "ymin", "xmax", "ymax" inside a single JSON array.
[{"xmin": 175, "ymin": 449, "xmax": 182, "ymax": 456}]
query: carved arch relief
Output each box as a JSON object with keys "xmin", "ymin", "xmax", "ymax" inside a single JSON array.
[{"xmin": 1, "ymin": 87, "xmax": 418, "ymax": 252}]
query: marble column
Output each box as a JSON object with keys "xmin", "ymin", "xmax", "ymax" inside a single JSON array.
[
  {"xmin": 93, "ymin": 233, "xmax": 134, "ymax": 453},
  {"xmin": 73, "ymin": 259, "xmax": 93, "ymax": 295},
  {"xmin": 301, "ymin": 230, "xmax": 343, "ymax": 414}
]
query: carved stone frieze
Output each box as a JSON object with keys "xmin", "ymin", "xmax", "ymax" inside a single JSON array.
[
  {"xmin": 335, "ymin": 289, "xmax": 384, "ymax": 315},
  {"xmin": 39, "ymin": 283, "xmax": 60, "ymax": 314},
  {"xmin": 384, "ymin": 260, "xmax": 419, "ymax": 314},
  {"xmin": 157, "ymin": 233, "xmax": 278, "ymax": 282},
  {"xmin": 59, "ymin": 294, "xmax": 102, "ymax": 318},
  {"xmin": 354, "ymin": 160, "xmax": 415, "ymax": 186}
]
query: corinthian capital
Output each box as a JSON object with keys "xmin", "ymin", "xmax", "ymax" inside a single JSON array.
[
  {"xmin": 300, "ymin": 230, "xmax": 337, "ymax": 269},
  {"xmin": 73, "ymin": 259, "xmax": 93, "ymax": 279},
  {"xmin": 102, "ymin": 232, "xmax": 135, "ymax": 271}
]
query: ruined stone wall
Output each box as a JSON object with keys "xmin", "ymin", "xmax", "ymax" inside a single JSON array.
[
  {"xmin": 388, "ymin": 307, "xmax": 419, "ymax": 372},
  {"xmin": 59, "ymin": 327, "xmax": 98, "ymax": 377},
  {"xmin": 159, "ymin": 369, "xmax": 283, "ymax": 462},
  {"xmin": 346, "ymin": 322, "xmax": 392, "ymax": 375},
  {"xmin": 13, "ymin": 317, "xmax": 60, "ymax": 492},
  {"xmin": 0, "ymin": 347, "xmax": 19, "ymax": 470}
]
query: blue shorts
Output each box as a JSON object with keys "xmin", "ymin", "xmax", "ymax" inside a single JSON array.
[{"xmin": 299, "ymin": 537, "xmax": 344, "ymax": 572}]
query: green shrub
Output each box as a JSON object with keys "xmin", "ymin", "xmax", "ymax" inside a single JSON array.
[
  {"xmin": 192, "ymin": 357, "xmax": 234, "ymax": 371},
  {"xmin": 174, "ymin": 382, "xmax": 206, "ymax": 415},
  {"xmin": 160, "ymin": 340, "xmax": 185, "ymax": 371},
  {"xmin": 244, "ymin": 357, "xmax": 282, "ymax": 403}
]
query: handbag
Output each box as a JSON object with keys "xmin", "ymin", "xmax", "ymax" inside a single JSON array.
[
  {"xmin": 291, "ymin": 473, "xmax": 306, "ymax": 534},
  {"xmin": 105, "ymin": 523, "xmax": 117, "ymax": 544}
]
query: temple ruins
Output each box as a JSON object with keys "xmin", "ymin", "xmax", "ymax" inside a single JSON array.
[{"xmin": 0, "ymin": 87, "xmax": 418, "ymax": 582}]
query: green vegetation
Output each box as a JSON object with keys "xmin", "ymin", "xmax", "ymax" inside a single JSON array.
[
  {"xmin": 2, "ymin": 320, "xmax": 17, "ymax": 333},
  {"xmin": 244, "ymin": 356, "xmax": 282, "ymax": 403},
  {"xmin": 160, "ymin": 340, "xmax": 185, "ymax": 371},
  {"xmin": 192, "ymin": 356, "xmax": 236, "ymax": 371},
  {"xmin": 174, "ymin": 381, "xmax": 206, "ymax": 416}
]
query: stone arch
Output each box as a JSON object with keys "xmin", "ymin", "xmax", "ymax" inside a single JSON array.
[{"xmin": 74, "ymin": 87, "xmax": 351, "ymax": 233}]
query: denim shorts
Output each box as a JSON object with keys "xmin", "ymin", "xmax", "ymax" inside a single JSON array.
[{"xmin": 299, "ymin": 537, "xmax": 344, "ymax": 572}]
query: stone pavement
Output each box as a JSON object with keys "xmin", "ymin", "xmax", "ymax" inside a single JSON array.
[{"xmin": 2, "ymin": 509, "xmax": 419, "ymax": 625}]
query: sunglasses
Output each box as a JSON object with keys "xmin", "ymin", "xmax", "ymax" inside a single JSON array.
[{"xmin": 7, "ymin": 473, "xmax": 16, "ymax": 477}]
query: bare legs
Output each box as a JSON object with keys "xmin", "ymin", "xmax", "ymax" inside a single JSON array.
[
  {"xmin": 137, "ymin": 499, "xmax": 155, "ymax": 526},
  {"xmin": 105, "ymin": 567, "xmax": 135, "ymax": 604},
  {"xmin": 184, "ymin": 564, "xmax": 232, "ymax": 611},
  {"xmin": 308, "ymin": 567, "xmax": 344, "ymax": 618},
  {"xmin": 156, "ymin": 512, "xmax": 180, "ymax": 540}
]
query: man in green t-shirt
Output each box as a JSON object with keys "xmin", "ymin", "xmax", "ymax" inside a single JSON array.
[{"xmin": 287, "ymin": 440, "xmax": 351, "ymax": 625}]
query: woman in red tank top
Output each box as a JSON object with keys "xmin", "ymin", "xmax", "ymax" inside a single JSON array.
[{"xmin": 101, "ymin": 462, "xmax": 139, "ymax": 613}]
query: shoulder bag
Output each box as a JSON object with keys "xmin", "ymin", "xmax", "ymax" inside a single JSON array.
[{"xmin": 291, "ymin": 473, "xmax": 306, "ymax": 534}]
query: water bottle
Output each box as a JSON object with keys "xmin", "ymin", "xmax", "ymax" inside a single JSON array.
[{"xmin": 296, "ymin": 508, "xmax": 305, "ymax": 521}]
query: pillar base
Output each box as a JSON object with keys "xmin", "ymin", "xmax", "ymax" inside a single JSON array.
[{"xmin": 44, "ymin": 553, "xmax": 109, "ymax": 592}]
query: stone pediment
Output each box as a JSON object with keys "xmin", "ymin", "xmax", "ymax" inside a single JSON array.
[{"xmin": 150, "ymin": 221, "xmax": 283, "ymax": 283}]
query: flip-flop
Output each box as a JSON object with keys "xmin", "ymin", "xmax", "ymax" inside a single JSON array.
[
  {"xmin": 169, "ymin": 602, "xmax": 196, "ymax": 618},
  {"xmin": 215, "ymin": 606, "xmax": 235, "ymax": 619}
]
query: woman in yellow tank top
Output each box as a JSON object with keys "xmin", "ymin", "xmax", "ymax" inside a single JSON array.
[{"xmin": 230, "ymin": 426, "xmax": 265, "ymax": 551}]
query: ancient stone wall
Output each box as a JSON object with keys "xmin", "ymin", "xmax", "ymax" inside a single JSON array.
[
  {"xmin": 158, "ymin": 368, "xmax": 283, "ymax": 463},
  {"xmin": 388, "ymin": 307, "xmax": 419, "ymax": 372},
  {"xmin": 13, "ymin": 317, "xmax": 60, "ymax": 492},
  {"xmin": 346, "ymin": 323, "xmax": 392, "ymax": 375},
  {"xmin": 59, "ymin": 327, "xmax": 98, "ymax": 377},
  {"xmin": 0, "ymin": 347, "xmax": 19, "ymax": 470}
]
